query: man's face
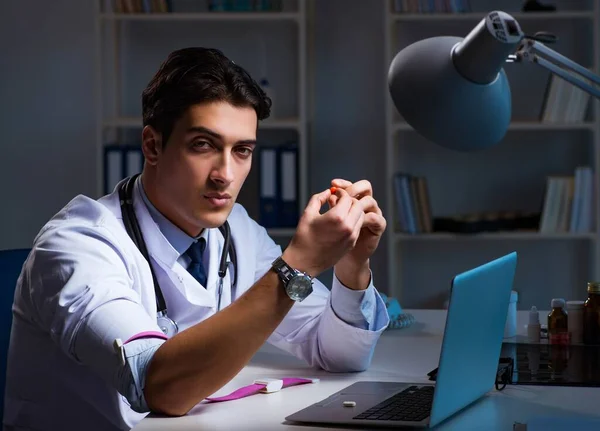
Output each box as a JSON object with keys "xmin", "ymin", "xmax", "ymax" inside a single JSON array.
[{"xmin": 146, "ymin": 101, "xmax": 257, "ymax": 237}]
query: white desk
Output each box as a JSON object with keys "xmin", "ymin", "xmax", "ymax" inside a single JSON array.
[{"xmin": 133, "ymin": 309, "xmax": 600, "ymax": 430}]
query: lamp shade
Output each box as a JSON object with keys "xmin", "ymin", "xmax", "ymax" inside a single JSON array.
[{"xmin": 388, "ymin": 12, "xmax": 524, "ymax": 151}]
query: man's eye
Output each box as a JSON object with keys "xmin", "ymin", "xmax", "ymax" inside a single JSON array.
[
  {"xmin": 237, "ymin": 147, "xmax": 253, "ymax": 156},
  {"xmin": 192, "ymin": 141, "xmax": 211, "ymax": 149}
]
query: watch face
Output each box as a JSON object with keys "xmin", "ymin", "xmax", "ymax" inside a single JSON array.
[{"xmin": 286, "ymin": 274, "xmax": 313, "ymax": 302}]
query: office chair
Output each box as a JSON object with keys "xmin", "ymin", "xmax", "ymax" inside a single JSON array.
[{"xmin": 0, "ymin": 248, "xmax": 30, "ymax": 421}]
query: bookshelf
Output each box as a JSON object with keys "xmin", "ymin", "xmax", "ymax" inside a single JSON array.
[
  {"xmin": 94, "ymin": 0, "xmax": 308, "ymax": 243},
  {"xmin": 383, "ymin": 0, "xmax": 600, "ymax": 309}
]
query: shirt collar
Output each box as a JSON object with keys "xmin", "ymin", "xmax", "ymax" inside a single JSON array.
[{"xmin": 135, "ymin": 177, "xmax": 207, "ymax": 256}]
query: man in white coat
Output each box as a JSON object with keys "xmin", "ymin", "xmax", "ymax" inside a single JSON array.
[{"xmin": 4, "ymin": 47, "xmax": 390, "ymax": 431}]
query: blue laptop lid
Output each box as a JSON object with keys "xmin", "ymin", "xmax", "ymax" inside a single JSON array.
[{"xmin": 429, "ymin": 252, "xmax": 517, "ymax": 427}]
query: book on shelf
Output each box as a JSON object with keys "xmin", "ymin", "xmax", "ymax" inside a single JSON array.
[
  {"xmin": 539, "ymin": 70, "xmax": 592, "ymax": 123},
  {"xmin": 106, "ymin": 0, "xmax": 283, "ymax": 13},
  {"xmin": 539, "ymin": 167, "xmax": 595, "ymax": 233},
  {"xmin": 393, "ymin": 173, "xmax": 433, "ymax": 234},
  {"xmin": 103, "ymin": 143, "xmax": 144, "ymax": 195},
  {"xmin": 109, "ymin": 0, "xmax": 172, "ymax": 13},
  {"xmin": 208, "ymin": 0, "xmax": 282, "ymax": 12},
  {"xmin": 392, "ymin": 0, "xmax": 471, "ymax": 14}
]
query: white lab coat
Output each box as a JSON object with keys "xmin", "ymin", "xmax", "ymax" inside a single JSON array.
[{"xmin": 4, "ymin": 180, "xmax": 389, "ymax": 431}]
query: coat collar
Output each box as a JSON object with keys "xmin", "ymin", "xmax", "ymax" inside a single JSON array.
[{"xmin": 130, "ymin": 180, "xmax": 182, "ymax": 269}]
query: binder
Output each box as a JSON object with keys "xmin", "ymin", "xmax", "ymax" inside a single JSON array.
[
  {"xmin": 258, "ymin": 146, "xmax": 279, "ymax": 228},
  {"xmin": 278, "ymin": 143, "xmax": 299, "ymax": 228},
  {"xmin": 125, "ymin": 147, "xmax": 144, "ymax": 177},
  {"xmin": 104, "ymin": 144, "xmax": 123, "ymax": 195},
  {"xmin": 103, "ymin": 144, "xmax": 144, "ymax": 195}
]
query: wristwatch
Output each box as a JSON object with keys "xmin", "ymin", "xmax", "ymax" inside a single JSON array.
[{"xmin": 271, "ymin": 256, "xmax": 313, "ymax": 302}]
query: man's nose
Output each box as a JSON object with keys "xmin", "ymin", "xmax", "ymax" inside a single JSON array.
[{"xmin": 210, "ymin": 152, "xmax": 234, "ymax": 185}]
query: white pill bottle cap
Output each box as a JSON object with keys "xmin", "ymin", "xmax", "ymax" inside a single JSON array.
[{"xmin": 529, "ymin": 306, "xmax": 540, "ymax": 324}]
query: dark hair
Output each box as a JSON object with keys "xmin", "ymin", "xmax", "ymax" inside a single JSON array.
[{"xmin": 142, "ymin": 47, "xmax": 271, "ymax": 146}]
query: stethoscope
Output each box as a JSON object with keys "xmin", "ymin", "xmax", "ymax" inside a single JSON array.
[{"xmin": 118, "ymin": 173, "xmax": 237, "ymax": 338}]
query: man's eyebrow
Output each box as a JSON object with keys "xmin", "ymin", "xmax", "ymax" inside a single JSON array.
[
  {"xmin": 186, "ymin": 126, "xmax": 257, "ymax": 145},
  {"xmin": 187, "ymin": 126, "xmax": 222, "ymax": 139}
]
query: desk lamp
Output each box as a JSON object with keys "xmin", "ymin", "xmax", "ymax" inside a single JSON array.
[{"xmin": 388, "ymin": 10, "xmax": 600, "ymax": 151}]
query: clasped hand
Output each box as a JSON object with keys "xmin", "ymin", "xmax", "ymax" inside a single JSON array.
[{"xmin": 283, "ymin": 178, "xmax": 387, "ymax": 290}]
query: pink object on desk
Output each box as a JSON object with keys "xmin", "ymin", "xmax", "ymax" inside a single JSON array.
[{"xmin": 205, "ymin": 377, "xmax": 319, "ymax": 403}]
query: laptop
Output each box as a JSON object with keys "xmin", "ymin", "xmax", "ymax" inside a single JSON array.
[{"xmin": 285, "ymin": 252, "xmax": 518, "ymax": 428}]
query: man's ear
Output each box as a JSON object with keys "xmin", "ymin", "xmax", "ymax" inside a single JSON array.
[{"xmin": 141, "ymin": 125, "xmax": 162, "ymax": 166}]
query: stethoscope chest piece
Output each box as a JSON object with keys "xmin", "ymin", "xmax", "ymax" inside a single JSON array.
[{"xmin": 156, "ymin": 310, "xmax": 178, "ymax": 338}]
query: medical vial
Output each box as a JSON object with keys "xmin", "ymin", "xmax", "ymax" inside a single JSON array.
[
  {"xmin": 548, "ymin": 298, "xmax": 569, "ymax": 345},
  {"xmin": 527, "ymin": 306, "xmax": 541, "ymax": 343},
  {"xmin": 566, "ymin": 300, "xmax": 584, "ymax": 344},
  {"xmin": 583, "ymin": 282, "xmax": 600, "ymax": 345}
]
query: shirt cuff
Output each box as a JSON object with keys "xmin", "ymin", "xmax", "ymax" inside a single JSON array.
[
  {"xmin": 117, "ymin": 337, "xmax": 166, "ymax": 413},
  {"xmin": 330, "ymin": 270, "xmax": 384, "ymax": 331}
]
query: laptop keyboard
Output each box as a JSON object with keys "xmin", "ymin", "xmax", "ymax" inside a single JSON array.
[{"xmin": 353, "ymin": 385, "xmax": 434, "ymax": 422}]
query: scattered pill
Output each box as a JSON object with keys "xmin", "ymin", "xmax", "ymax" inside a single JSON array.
[{"xmin": 343, "ymin": 401, "xmax": 356, "ymax": 407}]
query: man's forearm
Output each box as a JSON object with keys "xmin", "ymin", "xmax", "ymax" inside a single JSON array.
[{"xmin": 144, "ymin": 264, "xmax": 294, "ymax": 416}]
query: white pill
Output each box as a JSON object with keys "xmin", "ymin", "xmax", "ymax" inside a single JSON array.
[{"xmin": 343, "ymin": 401, "xmax": 356, "ymax": 407}]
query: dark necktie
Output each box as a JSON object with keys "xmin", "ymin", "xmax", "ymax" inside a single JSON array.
[{"xmin": 185, "ymin": 238, "xmax": 207, "ymax": 287}]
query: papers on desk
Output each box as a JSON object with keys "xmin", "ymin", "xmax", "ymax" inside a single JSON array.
[{"xmin": 514, "ymin": 416, "xmax": 600, "ymax": 430}]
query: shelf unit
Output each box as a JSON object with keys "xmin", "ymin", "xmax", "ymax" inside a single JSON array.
[
  {"xmin": 94, "ymin": 0, "xmax": 308, "ymax": 241},
  {"xmin": 383, "ymin": 0, "xmax": 600, "ymax": 308}
]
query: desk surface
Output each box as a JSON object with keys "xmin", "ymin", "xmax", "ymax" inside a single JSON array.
[{"xmin": 133, "ymin": 309, "xmax": 600, "ymax": 430}]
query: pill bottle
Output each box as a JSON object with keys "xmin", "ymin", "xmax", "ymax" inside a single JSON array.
[
  {"xmin": 548, "ymin": 298, "xmax": 569, "ymax": 345},
  {"xmin": 527, "ymin": 306, "xmax": 541, "ymax": 343},
  {"xmin": 566, "ymin": 300, "xmax": 584, "ymax": 344},
  {"xmin": 583, "ymin": 282, "xmax": 600, "ymax": 345}
]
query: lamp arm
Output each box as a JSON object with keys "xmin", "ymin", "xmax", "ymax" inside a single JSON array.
[{"xmin": 511, "ymin": 38, "xmax": 600, "ymax": 100}]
